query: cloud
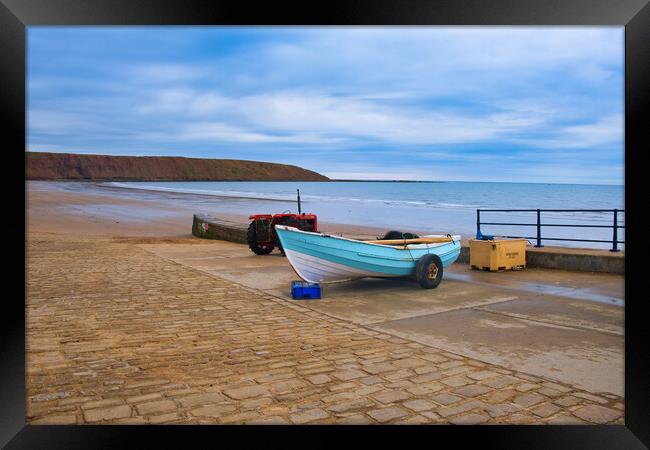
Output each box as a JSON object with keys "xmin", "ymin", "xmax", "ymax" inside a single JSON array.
[
  {"xmin": 512, "ymin": 115, "xmax": 623, "ymax": 149},
  {"xmin": 26, "ymin": 27, "xmax": 624, "ymax": 183},
  {"xmin": 127, "ymin": 64, "xmax": 207, "ymax": 84},
  {"xmin": 179, "ymin": 121, "xmax": 344, "ymax": 145},
  {"xmin": 324, "ymin": 171, "xmax": 427, "ymax": 181},
  {"xmin": 233, "ymin": 28, "xmax": 622, "ymax": 97},
  {"xmin": 132, "ymin": 89, "xmax": 549, "ymax": 146},
  {"xmin": 28, "ymin": 109, "xmax": 120, "ymax": 136}
]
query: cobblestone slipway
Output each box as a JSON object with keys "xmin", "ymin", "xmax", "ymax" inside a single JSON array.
[{"xmin": 26, "ymin": 234, "xmax": 624, "ymax": 425}]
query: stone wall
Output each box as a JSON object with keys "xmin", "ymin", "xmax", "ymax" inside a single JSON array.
[
  {"xmin": 525, "ymin": 248, "xmax": 624, "ymax": 274},
  {"xmin": 458, "ymin": 241, "xmax": 623, "ymax": 274},
  {"xmin": 192, "ymin": 214, "xmax": 248, "ymax": 245}
]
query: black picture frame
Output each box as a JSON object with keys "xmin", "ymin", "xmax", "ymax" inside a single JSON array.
[{"xmin": 3, "ymin": 0, "xmax": 648, "ymax": 448}]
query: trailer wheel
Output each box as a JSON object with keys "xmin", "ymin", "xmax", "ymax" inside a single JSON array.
[
  {"xmin": 247, "ymin": 222, "xmax": 274, "ymax": 255},
  {"xmin": 381, "ymin": 230, "xmax": 405, "ymax": 240},
  {"xmin": 380, "ymin": 230, "xmax": 420, "ymax": 240},
  {"xmin": 415, "ymin": 254, "xmax": 443, "ymax": 289}
]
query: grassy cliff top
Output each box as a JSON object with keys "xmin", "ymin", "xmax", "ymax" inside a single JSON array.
[{"xmin": 26, "ymin": 152, "xmax": 329, "ymax": 182}]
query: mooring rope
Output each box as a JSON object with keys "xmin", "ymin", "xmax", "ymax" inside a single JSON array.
[{"xmin": 402, "ymin": 232, "xmax": 417, "ymax": 262}]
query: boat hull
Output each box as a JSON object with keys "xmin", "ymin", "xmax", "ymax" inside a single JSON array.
[{"xmin": 276, "ymin": 225, "xmax": 461, "ymax": 283}]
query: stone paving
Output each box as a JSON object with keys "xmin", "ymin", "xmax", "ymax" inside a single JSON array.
[{"xmin": 26, "ymin": 233, "xmax": 624, "ymax": 425}]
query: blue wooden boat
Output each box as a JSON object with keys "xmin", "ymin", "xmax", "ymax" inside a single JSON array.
[{"xmin": 275, "ymin": 225, "xmax": 461, "ymax": 289}]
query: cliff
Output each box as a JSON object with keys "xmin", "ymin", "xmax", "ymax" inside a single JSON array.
[{"xmin": 26, "ymin": 152, "xmax": 329, "ymax": 181}]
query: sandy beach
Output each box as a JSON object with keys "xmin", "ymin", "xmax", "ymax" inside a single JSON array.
[
  {"xmin": 25, "ymin": 181, "xmax": 624, "ymax": 425},
  {"xmin": 27, "ymin": 181, "xmax": 393, "ymax": 238}
]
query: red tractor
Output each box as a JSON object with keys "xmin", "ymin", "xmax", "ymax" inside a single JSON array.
[{"xmin": 247, "ymin": 189, "xmax": 318, "ymax": 256}]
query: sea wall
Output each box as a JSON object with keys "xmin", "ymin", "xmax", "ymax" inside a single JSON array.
[
  {"xmin": 457, "ymin": 242, "xmax": 623, "ymax": 274},
  {"xmin": 193, "ymin": 215, "xmax": 624, "ymax": 274},
  {"xmin": 192, "ymin": 214, "xmax": 248, "ymax": 244}
]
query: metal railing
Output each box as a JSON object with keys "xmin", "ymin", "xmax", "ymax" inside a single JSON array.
[{"xmin": 476, "ymin": 209, "xmax": 625, "ymax": 252}]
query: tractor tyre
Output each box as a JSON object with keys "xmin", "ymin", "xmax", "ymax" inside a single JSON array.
[
  {"xmin": 415, "ymin": 254, "xmax": 443, "ymax": 289},
  {"xmin": 276, "ymin": 237, "xmax": 286, "ymax": 256},
  {"xmin": 247, "ymin": 222, "xmax": 274, "ymax": 255}
]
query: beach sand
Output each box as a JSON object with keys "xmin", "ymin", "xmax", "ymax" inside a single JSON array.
[
  {"xmin": 24, "ymin": 181, "xmax": 624, "ymax": 425},
  {"xmin": 27, "ymin": 181, "xmax": 392, "ymax": 238}
]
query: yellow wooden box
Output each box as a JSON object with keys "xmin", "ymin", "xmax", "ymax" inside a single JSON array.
[{"xmin": 469, "ymin": 238, "xmax": 527, "ymax": 271}]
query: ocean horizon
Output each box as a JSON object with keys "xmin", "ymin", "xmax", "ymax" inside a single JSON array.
[
  {"xmin": 108, "ymin": 180, "xmax": 625, "ymax": 250},
  {"xmin": 331, "ymin": 180, "xmax": 623, "ymax": 186}
]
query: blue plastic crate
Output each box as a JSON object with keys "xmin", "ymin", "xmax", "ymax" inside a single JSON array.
[{"xmin": 291, "ymin": 281, "xmax": 322, "ymax": 300}]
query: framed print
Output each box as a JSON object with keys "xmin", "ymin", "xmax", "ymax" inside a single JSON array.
[{"xmin": 3, "ymin": 0, "xmax": 649, "ymax": 448}]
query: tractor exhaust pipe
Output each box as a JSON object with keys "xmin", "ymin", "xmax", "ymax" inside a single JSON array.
[{"xmin": 297, "ymin": 189, "xmax": 302, "ymax": 214}]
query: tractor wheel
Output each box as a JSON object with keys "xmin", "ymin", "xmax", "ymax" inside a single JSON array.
[
  {"xmin": 275, "ymin": 237, "xmax": 286, "ymax": 256},
  {"xmin": 247, "ymin": 222, "xmax": 273, "ymax": 255},
  {"xmin": 415, "ymin": 254, "xmax": 443, "ymax": 289}
]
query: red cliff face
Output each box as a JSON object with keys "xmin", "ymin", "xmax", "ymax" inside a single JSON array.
[{"xmin": 26, "ymin": 152, "xmax": 329, "ymax": 181}]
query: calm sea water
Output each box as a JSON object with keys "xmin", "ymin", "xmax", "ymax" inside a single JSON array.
[{"xmin": 110, "ymin": 181, "xmax": 625, "ymax": 249}]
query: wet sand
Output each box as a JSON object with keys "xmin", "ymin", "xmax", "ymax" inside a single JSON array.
[{"xmin": 27, "ymin": 181, "xmax": 392, "ymax": 238}]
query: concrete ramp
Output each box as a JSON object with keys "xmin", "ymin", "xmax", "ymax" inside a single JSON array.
[{"xmin": 140, "ymin": 238, "xmax": 624, "ymax": 396}]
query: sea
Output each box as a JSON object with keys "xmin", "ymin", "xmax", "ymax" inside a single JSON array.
[{"xmin": 109, "ymin": 181, "xmax": 625, "ymax": 250}]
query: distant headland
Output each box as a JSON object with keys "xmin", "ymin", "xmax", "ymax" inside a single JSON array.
[
  {"xmin": 25, "ymin": 152, "xmax": 329, "ymax": 182},
  {"xmin": 330, "ymin": 179, "xmax": 444, "ymax": 183}
]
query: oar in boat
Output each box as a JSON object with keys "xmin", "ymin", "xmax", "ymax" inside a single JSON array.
[{"xmin": 366, "ymin": 237, "xmax": 454, "ymax": 245}]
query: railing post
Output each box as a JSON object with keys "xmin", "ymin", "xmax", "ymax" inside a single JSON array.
[
  {"xmin": 535, "ymin": 209, "xmax": 543, "ymax": 247},
  {"xmin": 610, "ymin": 209, "xmax": 619, "ymax": 252},
  {"xmin": 476, "ymin": 209, "xmax": 481, "ymax": 238}
]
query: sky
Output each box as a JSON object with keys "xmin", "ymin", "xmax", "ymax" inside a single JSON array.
[{"xmin": 27, "ymin": 27, "xmax": 624, "ymax": 184}]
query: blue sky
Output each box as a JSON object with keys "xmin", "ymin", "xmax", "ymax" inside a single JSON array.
[{"xmin": 27, "ymin": 27, "xmax": 624, "ymax": 184}]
